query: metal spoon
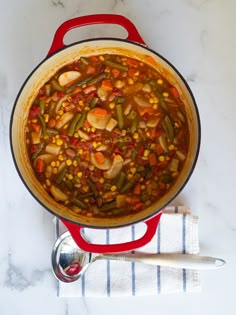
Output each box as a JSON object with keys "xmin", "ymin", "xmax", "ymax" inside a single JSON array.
[{"xmin": 51, "ymin": 231, "xmax": 226, "ymax": 283}]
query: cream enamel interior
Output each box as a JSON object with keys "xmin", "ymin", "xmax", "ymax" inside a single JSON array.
[{"xmin": 11, "ymin": 39, "xmax": 200, "ymax": 228}]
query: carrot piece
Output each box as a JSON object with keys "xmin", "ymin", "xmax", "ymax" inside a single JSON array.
[
  {"xmin": 170, "ymin": 86, "xmax": 179, "ymax": 98},
  {"xmin": 93, "ymin": 108, "xmax": 108, "ymax": 117},
  {"xmin": 94, "ymin": 152, "xmax": 105, "ymax": 165},
  {"xmin": 83, "ymin": 85, "xmax": 96, "ymax": 94},
  {"xmin": 101, "ymin": 79, "xmax": 113, "ymax": 91},
  {"xmin": 149, "ymin": 128, "xmax": 156, "ymax": 139},
  {"xmin": 145, "ymin": 55, "xmax": 156, "ymax": 64},
  {"xmin": 83, "ymin": 120, "xmax": 91, "ymax": 128},
  {"xmin": 111, "ymin": 68, "xmax": 120, "ymax": 78},
  {"xmin": 35, "ymin": 158, "xmax": 45, "ymax": 173},
  {"xmin": 134, "ymin": 183, "xmax": 141, "ymax": 195},
  {"xmin": 132, "ymin": 202, "xmax": 143, "ymax": 211},
  {"xmin": 31, "ymin": 123, "xmax": 41, "ymax": 132},
  {"xmin": 87, "ymin": 65, "xmax": 96, "ymax": 74},
  {"xmin": 126, "ymin": 59, "xmax": 139, "ymax": 68},
  {"xmin": 71, "ymin": 86, "xmax": 82, "ymax": 95},
  {"xmin": 48, "ymin": 118, "xmax": 56, "ymax": 128},
  {"xmin": 149, "ymin": 152, "xmax": 157, "ymax": 166}
]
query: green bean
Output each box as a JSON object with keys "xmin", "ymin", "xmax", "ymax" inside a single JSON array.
[
  {"xmin": 72, "ymin": 198, "xmax": 87, "ymax": 210},
  {"xmin": 31, "ymin": 142, "xmax": 44, "ymax": 160},
  {"xmin": 163, "ymin": 115, "xmax": 174, "ymax": 142},
  {"xmin": 65, "ymin": 180, "xmax": 73, "ymax": 190},
  {"xmin": 116, "ymin": 96, "xmax": 126, "ymax": 104},
  {"xmin": 130, "ymin": 117, "xmax": 137, "ymax": 133},
  {"xmin": 56, "ymin": 167, "xmax": 68, "ymax": 184},
  {"xmin": 114, "ymin": 172, "xmax": 126, "ymax": 190},
  {"xmin": 37, "ymin": 114, "xmax": 47, "ymax": 137},
  {"xmin": 48, "ymin": 100, "xmax": 56, "ymax": 116},
  {"xmin": 39, "ymin": 100, "xmax": 45, "ymax": 115},
  {"xmin": 131, "ymin": 149, "xmax": 137, "ymax": 160},
  {"xmin": 45, "ymin": 84, "xmax": 51, "ymax": 96},
  {"xmin": 66, "ymin": 76, "xmax": 93, "ymax": 93},
  {"xmin": 160, "ymin": 174, "xmax": 173, "ymax": 184},
  {"xmin": 112, "ymin": 208, "xmax": 126, "ymax": 216},
  {"xmin": 46, "ymin": 128, "xmax": 59, "ymax": 135},
  {"xmin": 78, "ymin": 192, "xmax": 93, "ymax": 199},
  {"xmin": 104, "ymin": 59, "xmax": 128, "ymax": 71},
  {"xmin": 116, "ymin": 103, "xmax": 124, "ymax": 130},
  {"xmin": 75, "ymin": 112, "xmax": 86, "ymax": 130},
  {"xmin": 90, "ymin": 97, "xmax": 98, "ymax": 108},
  {"xmin": 67, "ymin": 113, "xmax": 81, "ymax": 136},
  {"xmin": 120, "ymin": 181, "xmax": 135, "ymax": 193},
  {"xmin": 88, "ymin": 180, "xmax": 99, "ymax": 197},
  {"xmin": 86, "ymin": 73, "xmax": 106, "ymax": 86},
  {"xmin": 51, "ymin": 79, "xmax": 64, "ymax": 92},
  {"xmin": 127, "ymin": 110, "xmax": 137, "ymax": 120},
  {"xmin": 99, "ymin": 201, "xmax": 117, "ymax": 212}
]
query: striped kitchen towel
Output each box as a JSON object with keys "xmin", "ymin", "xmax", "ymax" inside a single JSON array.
[{"xmin": 55, "ymin": 206, "xmax": 200, "ymax": 297}]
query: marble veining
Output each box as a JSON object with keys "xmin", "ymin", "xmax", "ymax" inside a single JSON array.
[{"xmin": 0, "ymin": 0, "xmax": 236, "ymax": 314}]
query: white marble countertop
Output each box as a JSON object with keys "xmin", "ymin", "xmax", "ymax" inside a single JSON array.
[{"xmin": 1, "ymin": 0, "xmax": 235, "ymax": 314}]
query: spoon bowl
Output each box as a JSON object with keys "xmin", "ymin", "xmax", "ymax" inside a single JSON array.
[{"xmin": 51, "ymin": 231, "xmax": 226, "ymax": 283}]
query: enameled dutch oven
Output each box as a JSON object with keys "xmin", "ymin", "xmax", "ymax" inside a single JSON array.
[{"xmin": 10, "ymin": 14, "xmax": 201, "ymax": 253}]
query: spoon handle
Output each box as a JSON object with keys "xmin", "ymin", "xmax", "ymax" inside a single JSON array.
[{"xmin": 98, "ymin": 253, "xmax": 225, "ymax": 270}]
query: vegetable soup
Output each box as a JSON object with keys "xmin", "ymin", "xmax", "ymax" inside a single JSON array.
[{"xmin": 25, "ymin": 54, "xmax": 189, "ymax": 218}]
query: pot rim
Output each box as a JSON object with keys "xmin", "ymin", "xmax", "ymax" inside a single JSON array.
[{"xmin": 10, "ymin": 37, "xmax": 201, "ymax": 229}]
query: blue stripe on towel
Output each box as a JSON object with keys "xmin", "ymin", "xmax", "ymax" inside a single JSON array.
[
  {"xmin": 157, "ymin": 222, "xmax": 161, "ymax": 294},
  {"xmin": 131, "ymin": 225, "xmax": 136, "ymax": 296},
  {"xmin": 106, "ymin": 230, "xmax": 111, "ymax": 296},
  {"xmin": 182, "ymin": 214, "xmax": 187, "ymax": 292},
  {"xmin": 175, "ymin": 206, "xmax": 178, "ymax": 213}
]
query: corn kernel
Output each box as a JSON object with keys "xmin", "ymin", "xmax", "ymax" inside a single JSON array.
[
  {"xmin": 44, "ymin": 114, "xmax": 49, "ymax": 123},
  {"xmin": 141, "ymin": 185, "xmax": 146, "ymax": 190},
  {"xmin": 92, "ymin": 141, "xmax": 97, "ymax": 148},
  {"xmin": 52, "ymin": 167, "xmax": 58, "ymax": 174},
  {"xmin": 45, "ymin": 179, "xmax": 51, "ymax": 187},
  {"xmin": 128, "ymin": 78, "xmax": 134, "ymax": 84},
  {"xmin": 67, "ymin": 174, "xmax": 73, "ymax": 180},
  {"xmin": 99, "ymin": 55, "xmax": 105, "ymax": 61},
  {"xmin": 163, "ymin": 92, "xmax": 169, "ymax": 97},
  {"xmin": 58, "ymin": 110, "xmax": 64, "ymax": 116},
  {"xmin": 150, "ymin": 143, "xmax": 156, "ymax": 150},
  {"xmin": 152, "ymin": 103, "xmax": 158, "ymax": 110},
  {"xmin": 77, "ymin": 171, "xmax": 83, "ymax": 178},
  {"xmin": 165, "ymin": 156, "xmax": 170, "ymax": 161},
  {"xmin": 55, "ymin": 135, "xmax": 59, "ymax": 139},
  {"xmin": 99, "ymin": 178, "xmax": 105, "ymax": 184},
  {"xmin": 168, "ymin": 144, "xmax": 175, "ymax": 150},
  {"xmin": 66, "ymin": 159, "xmax": 72, "ymax": 166},
  {"xmin": 133, "ymin": 132, "xmax": 139, "ymax": 139},
  {"xmin": 134, "ymin": 71, "xmax": 140, "ymax": 76},
  {"xmin": 52, "ymin": 138, "xmax": 56, "ymax": 143},
  {"xmin": 121, "ymin": 129, "xmax": 127, "ymax": 136},
  {"xmin": 73, "ymin": 160, "xmax": 78, "ymax": 167},
  {"xmin": 78, "ymin": 149, "xmax": 83, "ymax": 155},
  {"xmin": 144, "ymin": 149, "xmax": 150, "ymax": 157},
  {"xmin": 56, "ymin": 139, "xmax": 63, "ymax": 146},
  {"xmin": 130, "ymin": 167, "xmax": 136, "ymax": 174},
  {"xmin": 85, "ymin": 106, "xmax": 90, "ymax": 111},
  {"xmin": 55, "ymin": 115, "xmax": 60, "ymax": 120},
  {"xmin": 146, "ymin": 131, "xmax": 150, "ymax": 137},
  {"xmin": 64, "ymin": 200, "xmax": 69, "ymax": 205},
  {"xmin": 149, "ymin": 98, "xmax": 154, "ymax": 104},
  {"xmin": 111, "ymin": 185, "xmax": 117, "ymax": 192},
  {"xmin": 109, "ymin": 102, "xmax": 115, "ymax": 109},
  {"xmin": 159, "ymin": 155, "xmax": 165, "ymax": 162},
  {"xmin": 63, "ymin": 124, "xmax": 69, "ymax": 129},
  {"xmin": 51, "ymin": 161, "xmax": 56, "ymax": 167},
  {"xmin": 32, "ymin": 119, "xmax": 37, "ymax": 123},
  {"xmin": 157, "ymin": 79, "xmax": 163, "ymax": 85},
  {"xmin": 79, "ymin": 100, "xmax": 84, "ymax": 106},
  {"xmin": 74, "ymin": 132, "xmax": 79, "ymax": 138},
  {"xmin": 58, "ymin": 154, "xmax": 64, "ymax": 161},
  {"xmin": 55, "ymin": 161, "xmax": 60, "ymax": 167},
  {"xmin": 127, "ymin": 173, "xmax": 133, "ymax": 180},
  {"xmin": 129, "ymin": 162, "xmax": 135, "ymax": 166},
  {"xmin": 91, "ymin": 127, "xmax": 96, "ymax": 132}
]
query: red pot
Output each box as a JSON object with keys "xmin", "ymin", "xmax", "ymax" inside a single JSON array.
[{"xmin": 10, "ymin": 14, "xmax": 200, "ymax": 253}]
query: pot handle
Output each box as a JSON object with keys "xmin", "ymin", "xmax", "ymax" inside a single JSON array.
[
  {"xmin": 47, "ymin": 14, "xmax": 146, "ymax": 56},
  {"xmin": 60, "ymin": 212, "xmax": 162, "ymax": 253}
]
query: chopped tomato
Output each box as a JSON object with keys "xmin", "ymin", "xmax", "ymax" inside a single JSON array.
[
  {"xmin": 101, "ymin": 79, "xmax": 113, "ymax": 91},
  {"xmin": 31, "ymin": 123, "xmax": 41, "ymax": 132},
  {"xmin": 94, "ymin": 152, "xmax": 105, "ymax": 164},
  {"xmin": 29, "ymin": 106, "xmax": 40, "ymax": 119},
  {"xmin": 83, "ymin": 85, "xmax": 96, "ymax": 94},
  {"xmin": 35, "ymin": 159, "xmax": 45, "ymax": 173}
]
